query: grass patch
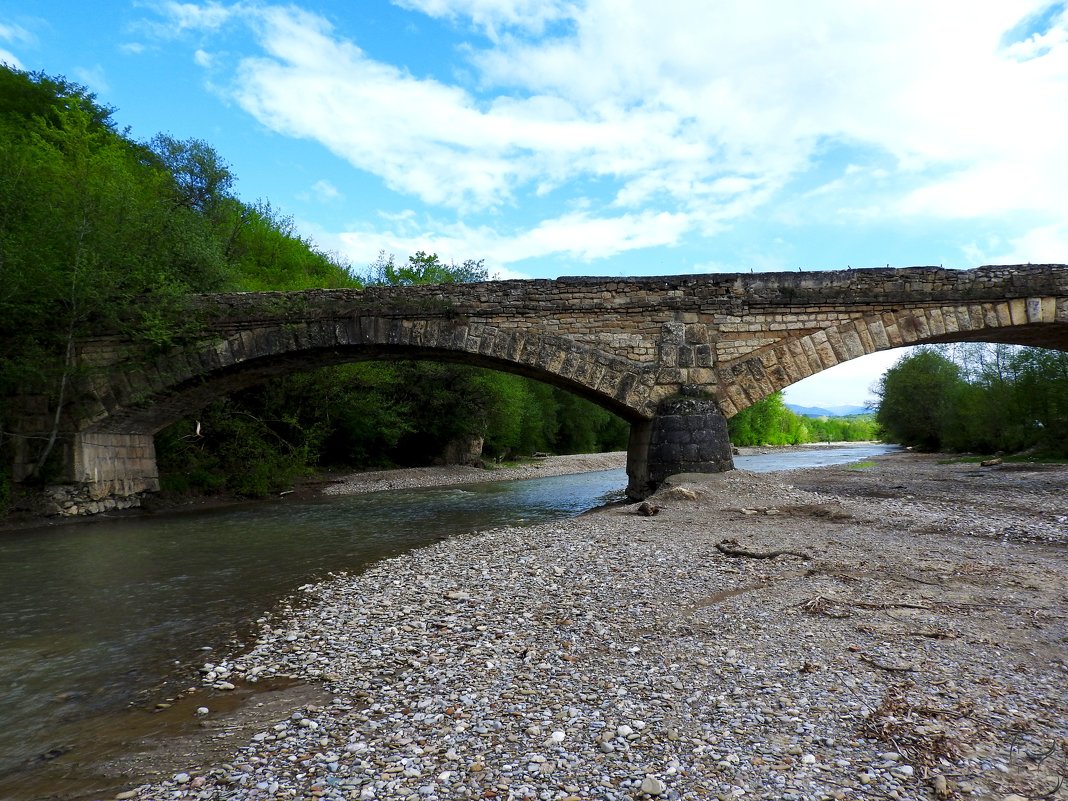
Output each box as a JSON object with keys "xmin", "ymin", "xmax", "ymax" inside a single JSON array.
[
  {"xmin": 937, "ymin": 454, "xmax": 1068, "ymax": 465},
  {"xmin": 1005, "ymin": 454, "xmax": 1068, "ymax": 465},
  {"xmin": 846, "ymin": 460, "xmax": 876, "ymax": 469}
]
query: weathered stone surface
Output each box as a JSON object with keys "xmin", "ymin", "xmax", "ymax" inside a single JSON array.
[{"xmin": 630, "ymin": 396, "xmax": 735, "ymax": 498}]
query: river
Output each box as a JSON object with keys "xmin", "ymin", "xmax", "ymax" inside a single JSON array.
[{"xmin": 0, "ymin": 444, "xmax": 896, "ymax": 800}]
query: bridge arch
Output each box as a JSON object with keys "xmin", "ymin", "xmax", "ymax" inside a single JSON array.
[
  {"xmin": 713, "ymin": 297, "xmax": 1067, "ymax": 415},
  {"xmin": 77, "ymin": 315, "xmax": 652, "ymax": 437}
]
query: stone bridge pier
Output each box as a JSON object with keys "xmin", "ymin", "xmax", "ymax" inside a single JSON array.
[
  {"xmin": 626, "ymin": 395, "xmax": 734, "ymax": 497},
  {"xmin": 8, "ymin": 264, "xmax": 1067, "ymax": 515}
]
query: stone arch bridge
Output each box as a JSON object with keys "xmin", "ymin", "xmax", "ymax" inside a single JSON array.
[{"xmin": 12, "ymin": 264, "xmax": 1067, "ymax": 509}]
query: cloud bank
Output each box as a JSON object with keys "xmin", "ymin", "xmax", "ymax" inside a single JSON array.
[{"xmin": 157, "ymin": 0, "xmax": 1068, "ymax": 271}]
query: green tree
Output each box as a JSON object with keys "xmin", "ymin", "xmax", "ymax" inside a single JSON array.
[
  {"xmin": 874, "ymin": 344, "xmax": 1067, "ymax": 457},
  {"xmin": 0, "ymin": 66, "xmax": 354, "ymax": 500},
  {"xmin": 365, "ymin": 250, "xmax": 490, "ymax": 286},
  {"xmin": 729, "ymin": 393, "xmax": 805, "ymax": 446},
  {"xmin": 147, "ymin": 133, "xmax": 234, "ymax": 216},
  {"xmin": 0, "ymin": 76, "xmax": 230, "ymax": 477},
  {"xmin": 875, "ymin": 349, "xmax": 965, "ymax": 450}
]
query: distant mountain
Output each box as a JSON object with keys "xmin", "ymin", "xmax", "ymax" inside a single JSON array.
[{"xmin": 786, "ymin": 403, "xmax": 872, "ymax": 417}]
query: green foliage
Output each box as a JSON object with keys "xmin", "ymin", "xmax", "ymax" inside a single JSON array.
[
  {"xmin": 729, "ymin": 393, "xmax": 805, "ymax": 446},
  {"xmin": 156, "ymin": 394, "xmax": 320, "ymax": 497},
  {"xmin": 222, "ymin": 200, "xmax": 357, "ymax": 290},
  {"xmin": 875, "ymin": 350, "xmax": 962, "ymax": 450},
  {"xmin": 876, "ymin": 345, "xmax": 1068, "ymax": 457},
  {"xmin": 364, "ymin": 250, "xmax": 489, "ymax": 286},
  {"xmin": 729, "ymin": 392, "xmax": 880, "ymax": 447},
  {"xmin": 0, "ymin": 66, "xmax": 354, "ymax": 498},
  {"xmin": 0, "ymin": 68, "xmax": 235, "ymax": 481}
]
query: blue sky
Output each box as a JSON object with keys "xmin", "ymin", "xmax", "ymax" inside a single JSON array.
[{"xmin": 2, "ymin": 1, "xmax": 1066, "ymax": 406}]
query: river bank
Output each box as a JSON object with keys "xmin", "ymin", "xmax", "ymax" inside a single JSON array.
[
  {"xmin": 317, "ymin": 452, "xmax": 629, "ymax": 497},
  {"xmin": 312, "ymin": 444, "xmax": 885, "ymax": 497},
  {"xmin": 105, "ymin": 451, "xmax": 1067, "ymax": 801}
]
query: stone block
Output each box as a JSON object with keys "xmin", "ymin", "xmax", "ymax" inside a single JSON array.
[
  {"xmin": 1008, "ymin": 298, "xmax": 1028, "ymax": 325},
  {"xmin": 838, "ymin": 325, "xmax": 866, "ymax": 360},
  {"xmin": 810, "ymin": 331, "xmax": 839, "ymax": 368},
  {"xmin": 685, "ymin": 324, "xmax": 709, "ymax": 344},
  {"xmin": 1041, "ymin": 296, "xmax": 1057, "ymax": 322},
  {"xmin": 661, "ymin": 321, "xmax": 686, "ymax": 344}
]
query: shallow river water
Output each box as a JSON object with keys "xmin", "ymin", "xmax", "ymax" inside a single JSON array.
[{"xmin": 0, "ymin": 444, "xmax": 896, "ymax": 799}]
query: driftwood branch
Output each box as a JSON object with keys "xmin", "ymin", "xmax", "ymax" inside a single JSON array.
[{"xmin": 715, "ymin": 538, "xmax": 811, "ymax": 560}]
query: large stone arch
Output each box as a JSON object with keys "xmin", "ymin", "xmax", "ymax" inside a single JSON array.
[
  {"xmin": 713, "ymin": 296, "xmax": 1067, "ymax": 415},
  {"xmin": 54, "ymin": 316, "xmax": 662, "ymax": 505},
  {"xmin": 77, "ymin": 316, "xmax": 654, "ymax": 435}
]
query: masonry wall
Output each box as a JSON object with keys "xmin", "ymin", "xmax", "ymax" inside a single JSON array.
[{"xmin": 79, "ymin": 264, "xmax": 1067, "ymax": 429}]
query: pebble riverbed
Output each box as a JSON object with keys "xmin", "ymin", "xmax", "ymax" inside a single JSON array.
[{"xmin": 122, "ymin": 454, "xmax": 1068, "ymax": 801}]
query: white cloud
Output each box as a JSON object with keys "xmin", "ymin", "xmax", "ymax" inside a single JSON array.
[
  {"xmin": 162, "ymin": 1, "xmax": 1068, "ymax": 268},
  {"xmin": 0, "ymin": 21, "xmax": 32, "ymax": 43},
  {"xmin": 392, "ymin": 0, "xmax": 573, "ymax": 37},
  {"xmin": 0, "ymin": 48, "xmax": 22, "ymax": 69},
  {"xmin": 329, "ymin": 206, "xmax": 693, "ymax": 275},
  {"xmin": 73, "ymin": 64, "xmax": 110, "ymax": 95},
  {"xmin": 154, "ymin": 1, "xmax": 236, "ymax": 34},
  {"xmin": 967, "ymin": 222, "xmax": 1068, "ymax": 265},
  {"xmin": 0, "ymin": 20, "xmax": 32, "ymax": 68},
  {"xmin": 309, "ymin": 179, "xmax": 343, "ymax": 202}
]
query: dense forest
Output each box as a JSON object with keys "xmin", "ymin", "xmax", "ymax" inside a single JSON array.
[
  {"xmin": 876, "ymin": 344, "xmax": 1068, "ymax": 458},
  {"xmin": 0, "ymin": 67, "xmax": 626, "ymax": 504}
]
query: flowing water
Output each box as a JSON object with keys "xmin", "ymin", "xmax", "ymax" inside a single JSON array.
[{"xmin": 0, "ymin": 444, "xmax": 896, "ymax": 799}]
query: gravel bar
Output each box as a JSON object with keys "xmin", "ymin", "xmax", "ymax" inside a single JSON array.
[
  {"xmin": 319, "ymin": 453, "xmax": 628, "ymax": 496},
  {"xmin": 121, "ymin": 452, "xmax": 1068, "ymax": 801}
]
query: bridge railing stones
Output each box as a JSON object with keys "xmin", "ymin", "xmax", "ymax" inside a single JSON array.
[{"xmin": 10, "ymin": 264, "xmax": 1068, "ymax": 513}]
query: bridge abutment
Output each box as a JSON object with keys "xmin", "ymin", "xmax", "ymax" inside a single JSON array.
[
  {"xmin": 15, "ymin": 432, "xmax": 161, "ymax": 516},
  {"xmin": 626, "ymin": 396, "xmax": 735, "ymax": 499},
  {"xmin": 69, "ymin": 432, "xmax": 160, "ymax": 497}
]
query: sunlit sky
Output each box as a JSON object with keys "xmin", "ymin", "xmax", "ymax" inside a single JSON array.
[{"xmin": 3, "ymin": 1, "xmax": 1066, "ymax": 407}]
